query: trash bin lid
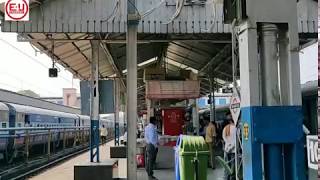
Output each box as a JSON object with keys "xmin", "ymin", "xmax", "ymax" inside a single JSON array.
[{"xmin": 180, "ymin": 135, "xmax": 209, "ymax": 156}]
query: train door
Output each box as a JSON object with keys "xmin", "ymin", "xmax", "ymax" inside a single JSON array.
[
  {"xmin": 24, "ymin": 114, "xmax": 32, "ymax": 145},
  {"xmin": 57, "ymin": 117, "xmax": 62, "ymax": 141},
  {"xmin": 5, "ymin": 104, "xmax": 16, "ymax": 162},
  {"xmin": 24, "ymin": 115, "xmax": 30, "ymax": 126}
]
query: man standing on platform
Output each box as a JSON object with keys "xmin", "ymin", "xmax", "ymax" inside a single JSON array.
[
  {"xmin": 145, "ymin": 117, "xmax": 159, "ymax": 180},
  {"xmin": 205, "ymin": 120, "xmax": 217, "ymax": 169}
]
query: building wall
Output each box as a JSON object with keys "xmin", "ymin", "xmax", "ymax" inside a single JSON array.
[{"xmin": 63, "ymin": 88, "xmax": 77, "ymax": 107}]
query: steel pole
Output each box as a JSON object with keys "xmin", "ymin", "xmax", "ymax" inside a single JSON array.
[
  {"xmin": 114, "ymin": 79, "xmax": 120, "ymax": 146},
  {"xmin": 127, "ymin": 0, "xmax": 138, "ymax": 178},
  {"xmin": 231, "ymin": 20, "xmax": 239, "ymax": 180},
  {"xmin": 209, "ymin": 79, "xmax": 214, "ymax": 123},
  {"xmin": 116, "ymin": 80, "xmax": 120, "ymax": 143}
]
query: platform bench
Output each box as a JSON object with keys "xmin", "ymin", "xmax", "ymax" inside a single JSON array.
[{"xmin": 74, "ymin": 159, "xmax": 118, "ymax": 180}]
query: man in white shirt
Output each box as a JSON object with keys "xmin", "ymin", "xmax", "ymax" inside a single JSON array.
[
  {"xmin": 144, "ymin": 117, "xmax": 159, "ymax": 180},
  {"xmin": 100, "ymin": 125, "xmax": 108, "ymax": 143},
  {"xmin": 222, "ymin": 117, "xmax": 237, "ymax": 180}
]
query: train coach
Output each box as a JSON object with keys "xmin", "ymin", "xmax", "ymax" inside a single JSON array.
[
  {"xmin": 100, "ymin": 112, "xmax": 126, "ymax": 137},
  {"xmin": 0, "ymin": 102, "xmax": 126, "ymax": 163},
  {"xmin": 0, "ymin": 102, "xmax": 92, "ymax": 162}
]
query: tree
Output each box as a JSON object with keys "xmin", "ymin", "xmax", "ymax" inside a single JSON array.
[{"xmin": 17, "ymin": 90, "xmax": 40, "ymax": 98}]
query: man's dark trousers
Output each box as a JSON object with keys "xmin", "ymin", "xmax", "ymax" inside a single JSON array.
[{"xmin": 146, "ymin": 143, "xmax": 157, "ymax": 176}]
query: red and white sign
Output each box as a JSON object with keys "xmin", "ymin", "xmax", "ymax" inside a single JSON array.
[
  {"xmin": 229, "ymin": 88, "xmax": 241, "ymax": 125},
  {"xmin": 5, "ymin": 0, "xmax": 29, "ymax": 21}
]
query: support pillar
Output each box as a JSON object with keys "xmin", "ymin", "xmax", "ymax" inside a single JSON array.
[
  {"xmin": 260, "ymin": 23, "xmax": 283, "ymax": 180},
  {"xmin": 239, "ymin": 21, "xmax": 305, "ymax": 180},
  {"xmin": 127, "ymin": 0, "xmax": 139, "ymax": 178},
  {"xmin": 239, "ymin": 24, "xmax": 262, "ymax": 180},
  {"xmin": 114, "ymin": 79, "xmax": 120, "ymax": 146},
  {"xmin": 192, "ymin": 99, "xmax": 199, "ymax": 135},
  {"xmin": 90, "ymin": 40, "xmax": 100, "ymax": 162},
  {"xmin": 146, "ymin": 99, "xmax": 151, "ymax": 124},
  {"xmin": 209, "ymin": 79, "xmax": 215, "ymax": 122}
]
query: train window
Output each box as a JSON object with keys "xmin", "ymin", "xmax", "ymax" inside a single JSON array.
[
  {"xmin": 17, "ymin": 123, "xmax": 22, "ymax": 127},
  {"xmin": 2, "ymin": 122, "xmax": 6, "ymax": 128},
  {"xmin": 0, "ymin": 111, "xmax": 7, "ymax": 122}
]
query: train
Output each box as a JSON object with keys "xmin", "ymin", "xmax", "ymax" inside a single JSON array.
[
  {"xmin": 0, "ymin": 102, "xmax": 125, "ymax": 163},
  {"xmin": 198, "ymin": 81, "xmax": 318, "ymax": 145}
]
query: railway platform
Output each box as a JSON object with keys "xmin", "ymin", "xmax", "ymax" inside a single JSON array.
[{"xmin": 28, "ymin": 140, "xmax": 225, "ymax": 180}]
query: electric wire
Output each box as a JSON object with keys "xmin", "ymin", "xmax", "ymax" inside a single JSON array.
[
  {"xmin": 162, "ymin": 0, "xmax": 185, "ymax": 25},
  {"xmin": 201, "ymin": 0, "xmax": 217, "ymax": 32},
  {"xmin": 141, "ymin": 0, "xmax": 166, "ymax": 19},
  {"xmin": 0, "ymin": 38, "xmax": 76, "ymax": 85},
  {"xmin": 0, "ymin": 72, "xmax": 58, "ymax": 96},
  {"xmin": 101, "ymin": 0, "xmax": 121, "ymax": 22},
  {"xmin": 127, "ymin": 0, "xmax": 141, "ymax": 16}
]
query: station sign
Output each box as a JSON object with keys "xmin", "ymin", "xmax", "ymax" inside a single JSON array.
[
  {"xmin": 229, "ymin": 88, "xmax": 241, "ymax": 125},
  {"xmin": 5, "ymin": 0, "xmax": 29, "ymax": 21},
  {"xmin": 306, "ymin": 135, "xmax": 318, "ymax": 170}
]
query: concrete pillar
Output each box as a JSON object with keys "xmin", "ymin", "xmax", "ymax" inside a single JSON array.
[
  {"xmin": 126, "ymin": 0, "xmax": 138, "ymax": 178},
  {"xmin": 239, "ymin": 24, "xmax": 263, "ymax": 180},
  {"xmin": 260, "ymin": 23, "xmax": 283, "ymax": 179},
  {"xmin": 192, "ymin": 99, "xmax": 199, "ymax": 135},
  {"xmin": 90, "ymin": 40, "xmax": 100, "ymax": 162}
]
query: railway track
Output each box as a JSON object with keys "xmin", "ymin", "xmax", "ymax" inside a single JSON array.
[{"xmin": 0, "ymin": 139, "xmax": 112, "ymax": 180}]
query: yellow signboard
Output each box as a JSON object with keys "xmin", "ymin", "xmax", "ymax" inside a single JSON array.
[{"xmin": 243, "ymin": 123, "xmax": 249, "ymax": 140}]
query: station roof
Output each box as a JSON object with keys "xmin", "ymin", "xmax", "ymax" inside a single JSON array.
[{"xmin": 0, "ymin": 0, "xmax": 317, "ymax": 110}]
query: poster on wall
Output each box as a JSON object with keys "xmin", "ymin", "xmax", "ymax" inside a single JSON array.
[{"xmin": 306, "ymin": 135, "xmax": 318, "ymax": 170}]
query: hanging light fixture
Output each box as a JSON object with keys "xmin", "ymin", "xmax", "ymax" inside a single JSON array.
[{"xmin": 48, "ymin": 36, "xmax": 58, "ymax": 78}]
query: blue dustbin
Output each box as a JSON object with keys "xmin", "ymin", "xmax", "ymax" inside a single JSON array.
[{"xmin": 175, "ymin": 135, "xmax": 183, "ymax": 180}]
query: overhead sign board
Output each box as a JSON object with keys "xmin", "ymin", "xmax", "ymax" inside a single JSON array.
[
  {"xmin": 229, "ymin": 88, "xmax": 241, "ymax": 125},
  {"xmin": 5, "ymin": 0, "xmax": 29, "ymax": 21},
  {"xmin": 146, "ymin": 80, "xmax": 200, "ymax": 99},
  {"xmin": 80, "ymin": 80, "xmax": 115, "ymax": 115},
  {"xmin": 306, "ymin": 135, "xmax": 318, "ymax": 170}
]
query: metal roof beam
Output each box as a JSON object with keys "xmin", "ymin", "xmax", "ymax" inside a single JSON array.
[
  {"xmin": 27, "ymin": 35, "xmax": 85, "ymax": 79},
  {"xmin": 22, "ymin": 39, "xmax": 232, "ymax": 43},
  {"xmin": 199, "ymin": 44, "xmax": 232, "ymax": 73},
  {"xmin": 165, "ymin": 56, "xmax": 195, "ymax": 69},
  {"xmin": 99, "ymin": 42, "xmax": 126, "ymax": 90},
  {"xmin": 166, "ymin": 50, "xmax": 201, "ymax": 69},
  {"xmin": 64, "ymin": 33, "xmax": 104, "ymax": 79},
  {"xmin": 169, "ymin": 41, "xmax": 214, "ymax": 57}
]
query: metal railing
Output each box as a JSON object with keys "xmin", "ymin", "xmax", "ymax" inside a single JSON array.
[{"xmin": 0, "ymin": 126, "xmax": 90, "ymax": 161}]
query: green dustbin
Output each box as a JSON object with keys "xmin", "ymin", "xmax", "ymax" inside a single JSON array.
[{"xmin": 179, "ymin": 135, "xmax": 209, "ymax": 180}]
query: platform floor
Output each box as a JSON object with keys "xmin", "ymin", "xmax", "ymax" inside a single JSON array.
[
  {"xmin": 27, "ymin": 141, "xmax": 224, "ymax": 180},
  {"xmin": 28, "ymin": 141, "xmax": 127, "ymax": 180},
  {"xmin": 137, "ymin": 166, "xmax": 224, "ymax": 180}
]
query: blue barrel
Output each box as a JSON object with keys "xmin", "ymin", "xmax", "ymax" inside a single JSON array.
[{"xmin": 175, "ymin": 135, "xmax": 183, "ymax": 180}]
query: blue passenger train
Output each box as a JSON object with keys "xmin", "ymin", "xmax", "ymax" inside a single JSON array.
[{"xmin": 0, "ymin": 102, "xmax": 125, "ymax": 163}]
